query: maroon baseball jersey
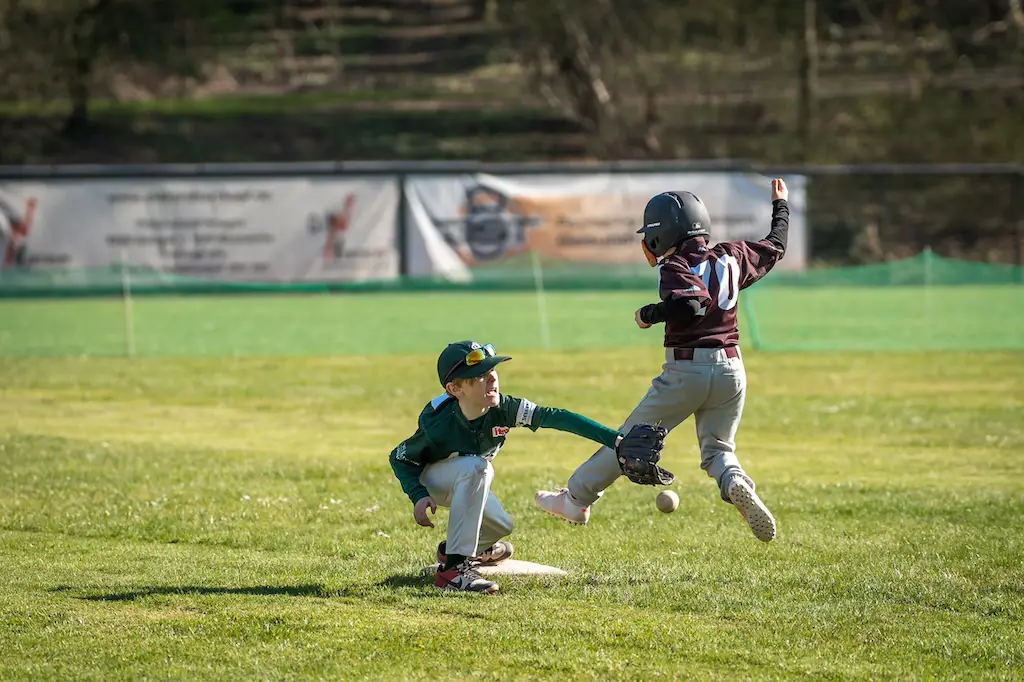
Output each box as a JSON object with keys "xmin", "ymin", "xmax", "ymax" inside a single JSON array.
[{"xmin": 658, "ymin": 202, "xmax": 788, "ymax": 349}]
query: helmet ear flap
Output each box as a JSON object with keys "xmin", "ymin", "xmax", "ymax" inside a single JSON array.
[{"xmin": 641, "ymin": 238, "xmax": 658, "ymax": 267}]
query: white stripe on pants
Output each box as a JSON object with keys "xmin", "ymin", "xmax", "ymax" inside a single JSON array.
[
  {"xmin": 420, "ymin": 455, "xmax": 514, "ymax": 557},
  {"xmin": 568, "ymin": 347, "xmax": 752, "ymax": 505}
]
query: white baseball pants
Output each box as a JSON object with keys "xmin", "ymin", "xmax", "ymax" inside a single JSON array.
[
  {"xmin": 568, "ymin": 347, "xmax": 753, "ymax": 506},
  {"xmin": 420, "ymin": 455, "xmax": 514, "ymax": 557}
]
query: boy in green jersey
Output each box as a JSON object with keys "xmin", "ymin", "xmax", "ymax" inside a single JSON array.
[{"xmin": 389, "ymin": 340, "xmax": 664, "ymax": 594}]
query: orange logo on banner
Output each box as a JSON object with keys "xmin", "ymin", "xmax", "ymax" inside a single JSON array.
[
  {"xmin": 323, "ymin": 194, "xmax": 356, "ymax": 262},
  {"xmin": 1, "ymin": 196, "xmax": 37, "ymax": 267},
  {"xmin": 512, "ymin": 193, "xmax": 643, "ymax": 264},
  {"xmin": 307, "ymin": 193, "xmax": 357, "ymax": 263},
  {"xmin": 431, "ymin": 182, "xmax": 649, "ymax": 266}
]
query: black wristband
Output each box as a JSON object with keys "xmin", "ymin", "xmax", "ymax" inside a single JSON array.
[{"xmin": 639, "ymin": 302, "xmax": 666, "ymax": 325}]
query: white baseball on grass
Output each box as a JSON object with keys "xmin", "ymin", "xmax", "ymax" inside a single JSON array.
[{"xmin": 656, "ymin": 490, "xmax": 679, "ymax": 513}]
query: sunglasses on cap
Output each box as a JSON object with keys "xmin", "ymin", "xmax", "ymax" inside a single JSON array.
[{"xmin": 443, "ymin": 344, "xmax": 497, "ymax": 384}]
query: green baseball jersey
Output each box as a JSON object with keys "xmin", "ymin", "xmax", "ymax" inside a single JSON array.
[{"xmin": 389, "ymin": 392, "xmax": 622, "ymax": 504}]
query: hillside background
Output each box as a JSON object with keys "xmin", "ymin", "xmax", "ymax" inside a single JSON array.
[{"xmin": 1, "ymin": 0, "xmax": 1022, "ymax": 263}]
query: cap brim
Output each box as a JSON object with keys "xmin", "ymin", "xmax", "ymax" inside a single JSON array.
[{"xmin": 452, "ymin": 355, "xmax": 511, "ymax": 380}]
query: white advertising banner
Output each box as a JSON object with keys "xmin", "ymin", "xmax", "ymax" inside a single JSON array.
[
  {"xmin": 0, "ymin": 177, "xmax": 399, "ymax": 282},
  {"xmin": 405, "ymin": 172, "xmax": 807, "ymax": 278}
]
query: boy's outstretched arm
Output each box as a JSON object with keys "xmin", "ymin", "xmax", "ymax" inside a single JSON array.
[
  {"xmin": 535, "ymin": 406, "xmax": 624, "ymax": 448},
  {"xmin": 499, "ymin": 395, "xmax": 621, "ymax": 448},
  {"xmin": 500, "ymin": 395, "xmax": 673, "ymax": 485}
]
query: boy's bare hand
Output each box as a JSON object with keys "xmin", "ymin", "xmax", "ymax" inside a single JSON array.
[
  {"xmin": 635, "ymin": 308, "xmax": 652, "ymax": 329},
  {"xmin": 771, "ymin": 178, "xmax": 788, "ymax": 202},
  {"xmin": 413, "ymin": 496, "xmax": 437, "ymax": 527}
]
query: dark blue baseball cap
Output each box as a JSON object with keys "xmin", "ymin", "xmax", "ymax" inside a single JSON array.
[{"xmin": 437, "ymin": 340, "xmax": 511, "ymax": 386}]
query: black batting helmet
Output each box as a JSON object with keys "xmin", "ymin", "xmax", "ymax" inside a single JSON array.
[{"xmin": 637, "ymin": 191, "xmax": 711, "ymax": 265}]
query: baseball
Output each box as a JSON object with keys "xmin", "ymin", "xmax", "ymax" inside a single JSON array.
[{"xmin": 656, "ymin": 490, "xmax": 679, "ymax": 513}]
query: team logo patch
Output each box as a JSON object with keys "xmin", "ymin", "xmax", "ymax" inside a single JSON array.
[
  {"xmin": 492, "ymin": 426, "xmax": 510, "ymax": 437},
  {"xmin": 394, "ymin": 443, "xmax": 411, "ymax": 462}
]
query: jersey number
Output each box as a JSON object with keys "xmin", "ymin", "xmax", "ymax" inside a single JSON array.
[{"xmin": 691, "ymin": 254, "xmax": 740, "ymax": 311}]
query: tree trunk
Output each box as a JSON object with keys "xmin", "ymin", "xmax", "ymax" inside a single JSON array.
[
  {"xmin": 62, "ymin": 0, "xmax": 112, "ymax": 137},
  {"xmin": 64, "ymin": 52, "xmax": 91, "ymax": 136},
  {"xmin": 798, "ymin": 0, "xmax": 819, "ymax": 161}
]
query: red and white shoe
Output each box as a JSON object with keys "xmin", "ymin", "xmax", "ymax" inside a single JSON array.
[
  {"xmin": 436, "ymin": 540, "xmax": 514, "ymax": 566},
  {"xmin": 726, "ymin": 479, "xmax": 777, "ymax": 542},
  {"xmin": 434, "ymin": 561, "xmax": 499, "ymax": 594},
  {"xmin": 534, "ymin": 488, "xmax": 590, "ymax": 525}
]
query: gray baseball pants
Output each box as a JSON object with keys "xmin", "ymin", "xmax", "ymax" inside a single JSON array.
[
  {"xmin": 420, "ymin": 455, "xmax": 514, "ymax": 558},
  {"xmin": 568, "ymin": 347, "xmax": 753, "ymax": 506}
]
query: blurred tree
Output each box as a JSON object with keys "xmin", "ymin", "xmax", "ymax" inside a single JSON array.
[
  {"xmin": 0, "ymin": 0, "xmax": 259, "ymax": 135},
  {"xmin": 0, "ymin": 0, "xmax": 1020, "ymax": 175},
  {"xmin": 502, "ymin": 1, "xmax": 807, "ymax": 157},
  {"xmin": 504, "ymin": 0, "xmax": 628, "ymax": 156}
]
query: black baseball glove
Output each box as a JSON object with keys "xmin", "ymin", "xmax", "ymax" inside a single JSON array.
[{"xmin": 615, "ymin": 423, "xmax": 674, "ymax": 486}]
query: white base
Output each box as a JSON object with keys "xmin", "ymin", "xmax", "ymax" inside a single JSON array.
[{"xmin": 422, "ymin": 559, "xmax": 567, "ymax": 577}]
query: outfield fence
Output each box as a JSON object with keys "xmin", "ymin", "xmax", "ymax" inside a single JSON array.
[{"xmin": 0, "ymin": 161, "xmax": 1021, "ymax": 356}]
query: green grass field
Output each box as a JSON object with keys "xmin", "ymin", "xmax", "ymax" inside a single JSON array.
[
  {"xmin": 746, "ymin": 285, "xmax": 1024, "ymax": 351},
  {"xmin": 0, "ymin": 291, "xmax": 659, "ymax": 357},
  {"xmin": 0, "ymin": 285, "xmax": 1021, "ymax": 358},
  {"xmin": 2, "ymin": 341, "xmax": 1022, "ymax": 680}
]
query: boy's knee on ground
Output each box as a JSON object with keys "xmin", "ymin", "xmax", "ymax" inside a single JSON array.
[
  {"xmin": 491, "ymin": 514, "xmax": 514, "ymax": 536},
  {"xmin": 477, "ymin": 513, "xmax": 514, "ymax": 553}
]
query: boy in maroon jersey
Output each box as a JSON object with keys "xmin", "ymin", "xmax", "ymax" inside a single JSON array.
[{"xmin": 535, "ymin": 179, "xmax": 790, "ymax": 542}]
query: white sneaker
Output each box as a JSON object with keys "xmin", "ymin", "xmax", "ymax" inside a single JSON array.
[
  {"xmin": 726, "ymin": 479, "xmax": 776, "ymax": 542},
  {"xmin": 534, "ymin": 488, "xmax": 590, "ymax": 525}
]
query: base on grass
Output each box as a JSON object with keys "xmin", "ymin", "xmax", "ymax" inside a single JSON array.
[{"xmin": 421, "ymin": 559, "xmax": 568, "ymax": 577}]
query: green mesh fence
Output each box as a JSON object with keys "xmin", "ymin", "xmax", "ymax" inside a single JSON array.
[
  {"xmin": 0, "ymin": 254, "xmax": 657, "ymax": 299},
  {"xmin": 0, "ymin": 251, "xmax": 1020, "ymax": 357},
  {"xmin": 744, "ymin": 251, "xmax": 1023, "ymax": 351}
]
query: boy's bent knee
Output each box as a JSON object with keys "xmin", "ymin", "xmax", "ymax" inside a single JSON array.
[{"xmin": 457, "ymin": 456, "xmax": 494, "ymax": 481}]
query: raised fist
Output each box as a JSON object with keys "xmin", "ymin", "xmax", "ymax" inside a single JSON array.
[{"xmin": 771, "ymin": 178, "xmax": 788, "ymax": 202}]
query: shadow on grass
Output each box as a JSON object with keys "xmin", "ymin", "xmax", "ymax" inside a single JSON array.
[
  {"xmin": 51, "ymin": 571, "xmax": 470, "ymax": 602},
  {"xmin": 52, "ymin": 584, "xmax": 331, "ymax": 601},
  {"xmin": 374, "ymin": 574, "xmax": 433, "ymax": 591}
]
